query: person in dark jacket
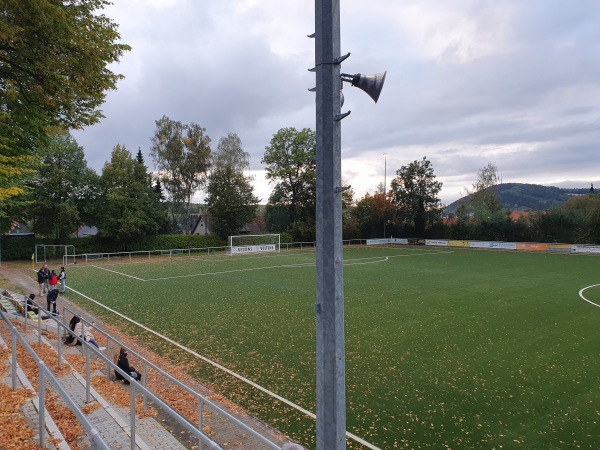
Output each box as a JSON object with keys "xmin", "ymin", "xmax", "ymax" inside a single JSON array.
[
  {"xmin": 46, "ymin": 289, "xmax": 59, "ymax": 314},
  {"xmin": 26, "ymin": 294, "xmax": 39, "ymax": 315},
  {"xmin": 115, "ymin": 347, "xmax": 141, "ymax": 384},
  {"xmin": 37, "ymin": 265, "xmax": 50, "ymax": 295}
]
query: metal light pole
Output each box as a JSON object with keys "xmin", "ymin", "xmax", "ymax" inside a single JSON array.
[
  {"xmin": 314, "ymin": 1, "xmax": 346, "ymax": 449},
  {"xmin": 383, "ymin": 153, "xmax": 387, "ymax": 239},
  {"xmin": 313, "ymin": 3, "xmax": 385, "ymax": 448}
]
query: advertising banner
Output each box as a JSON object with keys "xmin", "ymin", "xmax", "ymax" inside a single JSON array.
[
  {"xmin": 231, "ymin": 244, "xmax": 277, "ymax": 254},
  {"xmin": 469, "ymin": 241, "xmax": 491, "ymax": 249},
  {"xmin": 516, "ymin": 243, "xmax": 548, "ymax": 252},
  {"xmin": 490, "ymin": 242, "xmax": 517, "ymax": 250},
  {"xmin": 546, "ymin": 244, "xmax": 571, "ymax": 253},
  {"xmin": 366, "ymin": 239, "xmax": 388, "ymax": 245},
  {"xmin": 571, "ymin": 245, "xmax": 600, "ymax": 254},
  {"xmin": 448, "ymin": 240, "xmax": 469, "ymax": 247},
  {"xmin": 366, "ymin": 238, "xmax": 408, "ymax": 245},
  {"xmin": 425, "ymin": 240, "xmax": 448, "ymax": 247}
]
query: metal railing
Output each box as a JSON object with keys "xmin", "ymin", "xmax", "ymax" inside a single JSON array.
[
  {"xmin": 61, "ymin": 305, "xmax": 281, "ymax": 450},
  {"xmin": 1, "ymin": 293, "xmax": 225, "ymax": 450},
  {"xmin": 1, "ymin": 290, "xmax": 282, "ymax": 449},
  {"xmin": 0, "ymin": 309, "xmax": 111, "ymax": 449}
]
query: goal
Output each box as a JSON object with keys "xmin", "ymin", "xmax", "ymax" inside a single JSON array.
[
  {"xmin": 35, "ymin": 245, "xmax": 76, "ymax": 265},
  {"xmin": 229, "ymin": 234, "xmax": 280, "ymax": 255}
]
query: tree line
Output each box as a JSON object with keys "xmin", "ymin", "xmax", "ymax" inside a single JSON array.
[{"xmin": 6, "ymin": 121, "xmax": 600, "ymax": 245}]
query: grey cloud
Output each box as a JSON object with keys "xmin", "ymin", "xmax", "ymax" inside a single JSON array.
[{"xmin": 73, "ymin": 1, "xmax": 600, "ymax": 204}]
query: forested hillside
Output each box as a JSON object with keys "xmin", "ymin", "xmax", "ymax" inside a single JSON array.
[{"xmin": 445, "ymin": 183, "xmax": 591, "ymax": 213}]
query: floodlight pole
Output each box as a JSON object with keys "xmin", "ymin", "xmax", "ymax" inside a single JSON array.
[
  {"xmin": 383, "ymin": 153, "xmax": 387, "ymax": 239},
  {"xmin": 314, "ymin": 1, "xmax": 346, "ymax": 449}
]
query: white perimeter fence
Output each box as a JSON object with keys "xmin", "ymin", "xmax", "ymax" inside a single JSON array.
[{"xmin": 65, "ymin": 238, "xmax": 600, "ymax": 264}]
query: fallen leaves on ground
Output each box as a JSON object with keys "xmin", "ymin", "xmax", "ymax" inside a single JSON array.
[{"xmin": 0, "ymin": 384, "xmax": 37, "ymax": 450}]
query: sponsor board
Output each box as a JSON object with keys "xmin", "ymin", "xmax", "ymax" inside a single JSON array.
[
  {"xmin": 231, "ymin": 244, "xmax": 277, "ymax": 254},
  {"xmin": 516, "ymin": 243, "xmax": 547, "ymax": 252},
  {"xmin": 490, "ymin": 242, "xmax": 517, "ymax": 250},
  {"xmin": 448, "ymin": 240, "xmax": 469, "ymax": 247},
  {"xmin": 408, "ymin": 238, "xmax": 426, "ymax": 245},
  {"xmin": 366, "ymin": 239, "xmax": 388, "ymax": 245},
  {"xmin": 546, "ymin": 244, "xmax": 571, "ymax": 253},
  {"xmin": 366, "ymin": 238, "xmax": 408, "ymax": 245},
  {"xmin": 425, "ymin": 240, "xmax": 448, "ymax": 247},
  {"xmin": 571, "ymin": 245, "xmax": 600, "ymax": 254},
  {"xmin": 469, "ymin": 241, "xmax": 491, "ymax": 249}
]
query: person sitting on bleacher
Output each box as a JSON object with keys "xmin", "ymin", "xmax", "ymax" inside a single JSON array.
[
  {"xmin": 115, "ymin": 347, "xmax": 142, "ymax": 384},
  {"xmin": 64, "ymin": 316, "xmax": 81, "ymax": 345},
  {"xmin": 27, "ymin": 293, "xmax": 53, "ymax": 320},
  {"xmin": 26, "ymin": 294, "xmax": 39, "ymax": 315},
  {"xmin": 70, "ymin": 316, "xmax": 105, "ymax": 350}
]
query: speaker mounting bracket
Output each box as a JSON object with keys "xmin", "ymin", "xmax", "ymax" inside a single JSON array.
[
  {"xmin": 333, "ymin": 52, "xmax": 351, "ymax": 65},
  {"xmin": 334, "ymin": 111, "xmax": 351, "ymax": 121}
]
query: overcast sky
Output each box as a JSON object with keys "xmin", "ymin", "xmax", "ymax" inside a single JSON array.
[{"xmin": 72, "ymin": 0, "xmax": 600, "ymax": 205}]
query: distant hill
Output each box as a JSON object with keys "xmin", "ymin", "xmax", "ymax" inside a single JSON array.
[{"xmin": 444, "ymin": 183, "xmax": 591, "ymax": 213}]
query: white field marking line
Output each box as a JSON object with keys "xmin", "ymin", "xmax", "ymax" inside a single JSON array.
[
  {"xmin": 578, "ymin": 284, "xmax": 600, "ymax": 308},
  {"xmin": 145, "ymin": 262, "xmax": 316, "ymax": 282},
  {"xmin": 190, "ymin": 250, "xmax": 317, "ymax": 263},
  {"xmin": 91, "ymin": 250, "xmax": 452, "ymax": 282},
  {"xmin": 79, "ymin": 249, "xmax": 318, "ymax": 268},
  {"xmin": 386, "ymin": 249, "xmax": 455, "ymax": 258},
  {"xmin": 343, "ymin": 249, "xmax": 454, "ymax": 264},
  {"xmin": 147, "ymin": 252, "xmax": 440, "ymax": 281},
  {"xmin": 90, "ymin": 265, "xmax": 145, "ymax": 281},
  {"xmin": 65, "ymin": 286, "xmax": 381, "ymax": 450}
]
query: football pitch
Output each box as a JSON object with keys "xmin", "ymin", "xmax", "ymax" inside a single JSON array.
[{"xmin": 56, "ymin": 245, "xmax": 600, "ymax": 449}]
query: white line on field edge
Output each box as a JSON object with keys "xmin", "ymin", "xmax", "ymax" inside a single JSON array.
[{"xmin": 65, "ymin": 285, "xmax": 381, "ymax": 450}]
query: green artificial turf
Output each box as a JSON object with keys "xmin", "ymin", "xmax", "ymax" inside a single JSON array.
[{"xmin": 49, "ymin": 246, "xmax": 600, "ymax": 449}]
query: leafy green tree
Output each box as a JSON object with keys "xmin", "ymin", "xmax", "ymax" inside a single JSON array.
[
  {"xmin": 262, "ymin": 127, "xmax": 316, "ymax": 234},
  {"xmin": 0, "ymin": 0, "xmax": 129, "ymax": 227},
  {"xmin": 27, "ymin": 133, "xmax": 99, "ymax": 240},
  {"xmin": 150, "ymin": 116, "xmax": 211, "ymax": 232},
  {"xmin": 348, "ymin": 191, "xmax": 389, "ymax": 238},
  {"xmin": 1, "ymin": 0, "xmax": 130, "ymax": 130},
  {"xmin": 0, "ymin": 153, "xmax": 37, "ymax": 232},
  {"xmin": 466, "ymin": 162, "xmax": 504, "ymax": 221},
  {"xmin": 205, "ymin": 133, "xmax": 258, "ymax": 239},
  {"xmin": 98, "ymin": 145, "xmax": 167, "ymax": 240},
  {"xmin": 389, "ymin": 157, "xmax": 443, "ymax": 236}
]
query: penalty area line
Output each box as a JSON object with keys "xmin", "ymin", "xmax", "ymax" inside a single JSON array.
[
  {"xmin": 145, "ymin": 262, "xmax": 315, "ymax": 282},
  {"xmin": 90, "ymin": 265, "xmax": 145, "ymax": 281}
]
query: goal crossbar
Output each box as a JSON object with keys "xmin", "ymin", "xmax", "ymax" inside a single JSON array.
[{"xmin": 35, "ymin": 244, "xmax": 76, "ymax": 265}]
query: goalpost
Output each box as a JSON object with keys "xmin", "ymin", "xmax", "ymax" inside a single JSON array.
[
  {"xmin": 35, "ymin": 245, "xmax": 76, "ymax": 265},
  {"xmin": 229, "ymin": 234, "xmax": 280, "ymax": 256}
]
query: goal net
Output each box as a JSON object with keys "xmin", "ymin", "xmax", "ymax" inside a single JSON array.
[
  {"xmin": 229, "ymin": 234, "xmax": 280, "ymax": 255},
  {"xmin": 35, "ymin": 245, "xmax": 76, "ymax": 265}
]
